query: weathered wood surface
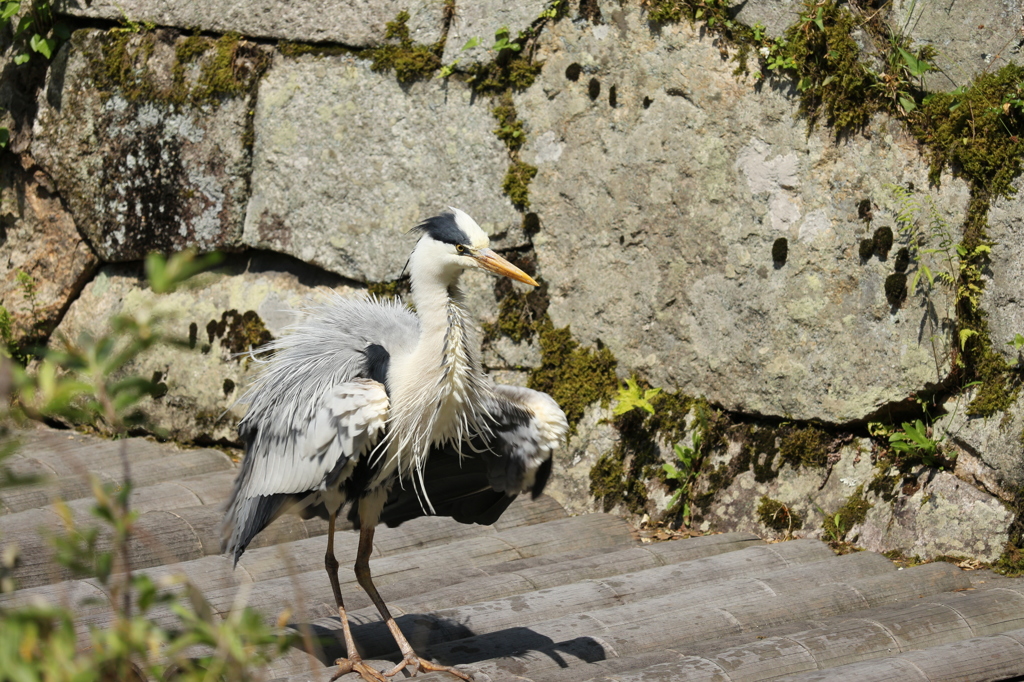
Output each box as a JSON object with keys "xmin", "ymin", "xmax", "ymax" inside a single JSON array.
[
  {"xmin": 775, "ymin": 626, "xmax": 1024, "ymax": 681},
  {"xmin": 277, "ymin": 543, "xmax": 884, "ymax": 674},
  {"xmin": 0, "ymin": 469, "xmax": 236, "ymax": 534},
  {"xmin": 564, "ymin": 582, "xmax": 1024, "ymax": 682},
  {"xmin": 5, "ymin": 426, "xmax": 1023, "ymax": 682},
  {"xmin": 265, "ymin": 533, "xmax": 773, "ymax": 677},
  {"xmin": 0, "ymin": 444, "xmax": 233, "ymax": 514},
  {"xmin": 62, "ymin": 511, "xmax": 638, "ymax": 640},
  {"xmin": 408, "ymin": 562, "xmax": 970, "ymax": 682}
]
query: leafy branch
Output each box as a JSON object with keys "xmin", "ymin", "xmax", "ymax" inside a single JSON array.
[{"xmin": 1, "ymin": 250, "xmax": 293, "ymax": 681}]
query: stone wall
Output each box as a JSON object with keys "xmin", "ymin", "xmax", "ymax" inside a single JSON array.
[{"xmin": 2, "ymin": 0, "xmax": 1023, "ymax": 564}]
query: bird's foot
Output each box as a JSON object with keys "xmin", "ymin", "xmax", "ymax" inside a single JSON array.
[
  {"xmin": 330, "ymin": 656, "xmax": 389, "ymax": 682},
  {"xmin": 385, "ymin": 655, "xmax": 471, "ymax": 680}
]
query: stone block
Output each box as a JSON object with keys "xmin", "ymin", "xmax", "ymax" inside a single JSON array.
[
  {"xmin": 515, "ymin": 1, "xmax": 964, "ymax": 423},
  {"xmin": 243, "ymin": 51, "xmax": 522, "ymax": 283},
  {"xmin": 985, "ymin": 176, "xmax": 1024, "ymax": 365},
  {"xmin": 442, "ymin": 0, "xmax": 551, "ymax": 68},
  {"xmin": 891, "ymin": 0, "xmax": 1024, "ymax": 91},
  {"xmin": 32, "ymin": 29, "xmax": 265, "ymax": 262},
  {"xmin": 55, "ymin": 0, "xmax": 445, "ymax": 48},
  {"xmin": 0, "ymin": 158, "xmax": 98, "ymax": 348},
  {"xmin": 52, "ymin": 254, "xmax": 358, "ymax": 444}
]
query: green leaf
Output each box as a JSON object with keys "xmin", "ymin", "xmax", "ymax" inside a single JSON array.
[
  {"xmin": 14, "ymin": 13, "xmax": 31, "ymax": 36},
  {"xmin": 13, "ymin": 52, "xmax": 29, "ymax": 64},
  {"xmin": 29, "ymin": 33, "xmax": 54, "ymax": 58},
  {"xmin": 146, "ymin": 250, "xmax": 223, "ymax": 293},
  {"xmin": 959, "ymin": 328, "xmax": 978, "ymax": 350},
  {"xmin": 813, "ymin": 6, "xmax": 824, "ymax": 30},
  {"xmin": 1, "ymin": 1, "xmax": 20, "ymax": 21},
  {"xmin": 461, "ymin": 36, "xmax": 481, "ymax": 50},
  {"xmin": 613, "ymin": 377, "xmax": 658, "ymax": 415},
  {"xmin": 898, "ymin": 47, "xmax": 931, "ymax": 77},
  {"xmin": 1010, "ymin": 333, "xmax": 1024, "ymax": 351},
  {"xmin": 899, "ymin": 95, "xmax": 917, "ymax": 112}
]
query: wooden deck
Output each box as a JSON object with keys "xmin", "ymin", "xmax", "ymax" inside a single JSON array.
[{"xmin": 3, "ymin": 425, "xmax": 1024, "ymax": 681}]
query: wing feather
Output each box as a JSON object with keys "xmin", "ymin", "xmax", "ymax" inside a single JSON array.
[
  {"xmin": 221, "ymin": 292, "xmax": 416, "ymax": 562},
  {"xmin": 222, "ymin": 379, "xmax": 389, "ymax": 561},
  {"xmin": 376, "ymin": 382, "xmax": 567, "ymax": 528}
]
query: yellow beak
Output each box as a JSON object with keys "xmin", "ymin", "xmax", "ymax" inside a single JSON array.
[{"xmin": 474, "ymin": 248, "xmax": 539, "ymax": 287}]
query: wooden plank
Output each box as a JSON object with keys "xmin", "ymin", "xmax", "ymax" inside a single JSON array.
[
  {"xmin": 263, "ymin": 535, "xmax": 760, "ymax": 680},
  {"xmin": 169, "ymin": 471, "xmax": 237, "ymax": 506},
  {"xmin": 951, "ymin": 632, "xmax": 1024, "ymax": 681},
  {"xmin": 770, "ymin": 654, "xmax": 923, "ymax": 681},
  {"xmin": 929, "ymin": 585, "xmax": 1024, "ymax": 636},
  {"xmin": 642, "ymin": 531, "xmax": 762, "ymax": 561},
  {"xmin": 1, "ymin": 508, "xmax": 72, "ymax": 589},
  {"xmin": 0, "ymin": 568, "xmax": 110, "ymax": 611},
  {"xmin": 426, "ymin": 561, "xmax": 968, "ymax": 682},
  {"xmin": 484, "ymin": 514, "xmax": 636, "ymax": 559},
  {"xmin": 6, "ymin": 427, "xmax": 107, "ymax": 459},
  {"xmin": 0, "ymin": 471, "xmax": 237, "ymax": 544},
  {"xmin": 491, "ymin": 494, "xmax": 566, "ymax": 529},
  {"xmin": 238, "ymin": 495, "xmax": 572, "ymax": 583},
  {"xmin": 494, "ymin": 531, "xmax": 761, "ymax": 593},
  {"xmin": 542, "ymin": 649, "xmax": 692, "ymax": 682},
  {"xmin": 17, "ymin": 508, "xmax": 595, "ymax": 646},
  {"xmin": 0, "ymin": 447, "xmax": 233, "ymax": 514},
  {"xmin": 16, "ymin": 437, "xmax": 169, "ymax": 472},
  {"xmin": 301, "ymin": 542, "xmax": 885, "ymax": 669},
  {"xmin": 575, "ymin": 585, "xmax": 1024, "ymax": 682},
  {"xmin": 71, "ymin": 514, "xmax": 626, "ymax": 639}
]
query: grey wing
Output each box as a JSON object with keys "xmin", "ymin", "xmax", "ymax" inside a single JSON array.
[
  {"xmin": 222, "ymin": 378, "xmax": 389, "ymax": 563},
  {"xmin": 375, "ymin": 383, "xmax": 568, "ymax": 528},
  {"xmin": 480, "ymin": 384, "xmax": 568, "ymax": 497},
  {"xmin": 220, "ymin": 293, "xmax": 417, "ymax": 563}
]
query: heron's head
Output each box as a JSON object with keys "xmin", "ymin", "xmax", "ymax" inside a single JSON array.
[{"xmin": 410, "ymin": 208, "xmax": 538, "ymax": 287}]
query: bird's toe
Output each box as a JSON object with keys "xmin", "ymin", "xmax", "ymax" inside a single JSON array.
[
  {"xmin": 331, "ymin": 657, "xmax": 389, "ymax": 682},
  {"xmin": 385, "ymin": 655, "xmax": 470, "ymax": 680}
]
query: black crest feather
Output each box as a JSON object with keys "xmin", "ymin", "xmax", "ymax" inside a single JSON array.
[{"xmin": 413, "ymin": 211, "xmax": 470, "ymax": 246}]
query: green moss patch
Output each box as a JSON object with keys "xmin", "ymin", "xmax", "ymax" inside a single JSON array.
[
  {"xmin": 910, "ymin": 66, "xmax": 1024, "ymax": 198},
  {"xmin": 529, "ymin": 320, "xmax": 618, "ymax": 433},
  {"xmin": 467, "ymin": 53, "xmax": 544, "ymax": 94},
  {"xmin": 589, "ymin": 384, "xmax": 698, "ymax": 515},
  {"xmin": 757, "ymin": 496, "xmax": 803, "ymax": 533},
  {"xmin": 492, "ymin": 92, "xmax": 525, "ymax": 152},
  {"xmin": 780, "ymin": 3, "xmax": 883, "ymax": 136},
  {"xmin": 482, "ymin": 281, "xmax": 548, "ymax": 345},
  {"xmin": 89, "ymin": 29, "xmax": 268, "ymax": 108},
  {"xmin": 367, "ymin": 279, "xmax": 411, "ymax": 304},
  {"xmin": 277, "ymin": 42, "xmax": 353, "ymax": 58},
  {"xmin": 367, "ymin": 11, "xmax": 443, "ymax": 84},
  {"xmin": 205, "ymin": 309, "xmax": 273, "ymax": 360},
  {"xmin": 502, "ymin": 160, "xmax": 539, "ymax": 210},
  {"xmin": 778, "ymin": 424, "xmax": 830, "ymax": 469},
  {"xmin": 822, "ymin": 485, "xmax": 872, "ymax": 541}
]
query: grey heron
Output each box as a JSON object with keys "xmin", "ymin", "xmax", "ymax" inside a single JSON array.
[{"xmin": 221, "ymin": 208, "xmax": 568, "ymax": 681}]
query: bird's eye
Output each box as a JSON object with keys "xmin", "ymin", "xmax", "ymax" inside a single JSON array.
[{"xmin": 455, "ymin": 244, "xmax": 467, "ymax": 254}]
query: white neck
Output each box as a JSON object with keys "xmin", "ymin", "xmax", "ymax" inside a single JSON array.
[{"xmin": 383, "ymin": 241, "xmax": 492, "ymax": 485}]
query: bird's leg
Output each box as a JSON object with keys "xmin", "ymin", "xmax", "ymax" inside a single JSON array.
[
  {"xmin": 353, "ymin": 524, "xmax": 471, "ymax": 680},
  {"xmin": 325, "ymin": 513, "xmax": 387, "ymax": 682}
]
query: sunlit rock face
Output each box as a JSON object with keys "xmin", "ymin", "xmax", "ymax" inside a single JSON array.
[{"xmin": 516, "ymin": 3, "xmax": 966, "ymax": 423}]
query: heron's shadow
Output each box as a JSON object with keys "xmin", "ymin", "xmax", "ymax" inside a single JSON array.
[{"xmin": 293, "ymin": 613, "xmax": 606, "ymax": 671}]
